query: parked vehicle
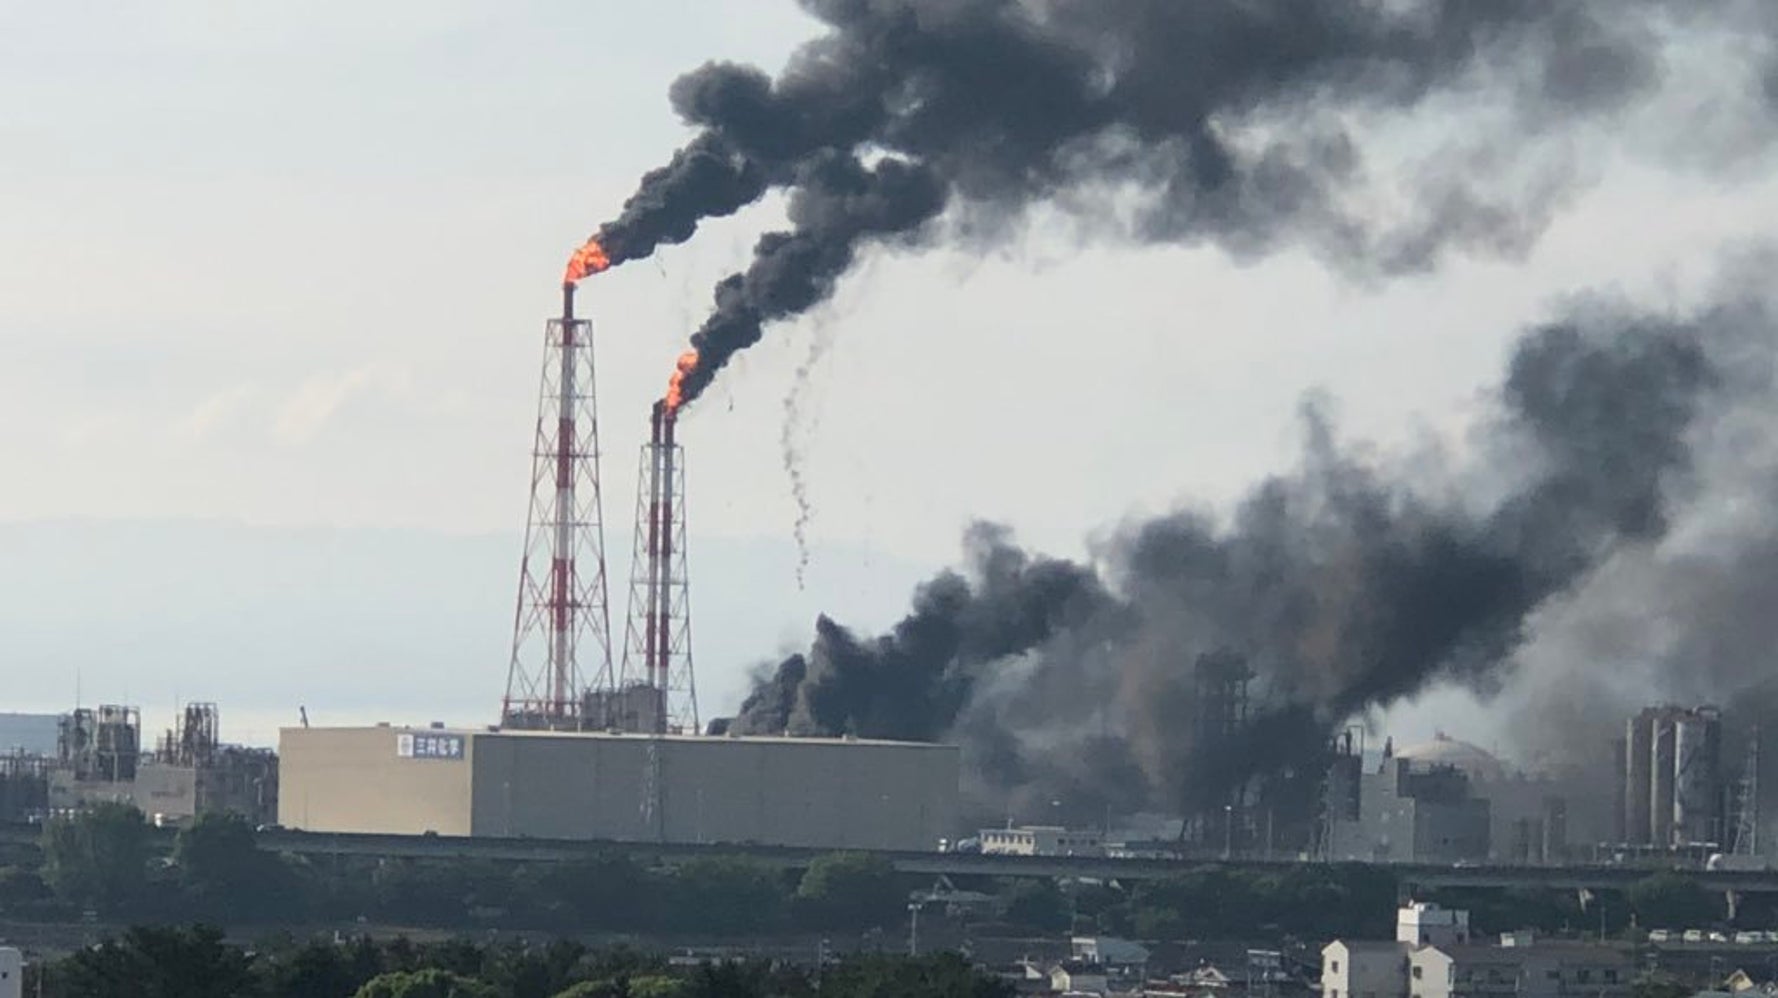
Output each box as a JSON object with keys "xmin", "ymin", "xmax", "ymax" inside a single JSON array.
[{"xmin": 1648, "ymin": 930, "xmax": 1671, "ymax": 943}]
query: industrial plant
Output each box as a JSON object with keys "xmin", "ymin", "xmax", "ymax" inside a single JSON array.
[
  {"xmin": 275, "ymin": 275, "xmax": 962, "ymax": 852},
  {"xmin": 0, "ymin": 702, "xmax": 275, "ymax": 827},
  {"xmin": 19, "ymin": 265, "xmax": 1771, "ymax": 874}
]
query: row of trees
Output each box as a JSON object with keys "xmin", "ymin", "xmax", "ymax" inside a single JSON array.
[
  {"xmin": 2, "ymin": 804, "xmax": 1754, "ymax": 940},
  {"xmin": 8, "ymin": 805, "xmax": 914, "ymax": 933},
  {"xmin": 39, "ymin": 927, "xmax": 1011, "ymax": 998}
]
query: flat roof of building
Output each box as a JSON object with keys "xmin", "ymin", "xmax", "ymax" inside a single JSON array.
[{"xmin": 279, "ymin": 725, "xmax": 956, "ymax": 750}]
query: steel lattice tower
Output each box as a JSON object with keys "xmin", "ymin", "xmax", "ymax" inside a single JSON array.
[
  {"xmin": 615, "ymin": 400, "xmax": 698, "ymax": 734},
  {"xmin": 501, "ymin": 285, "xmax": 615, "ymax": 729}
]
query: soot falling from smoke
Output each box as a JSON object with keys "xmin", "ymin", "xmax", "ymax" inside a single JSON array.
[{"xmin": 726, "ymin": 294, "xmax": 1763, "ymax": 823}]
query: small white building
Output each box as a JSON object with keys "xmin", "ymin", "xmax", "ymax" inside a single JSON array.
[
  {"xmin": 0, "ymin": 948, "xmax": 20, "ymax": 998},
  {"xmin": 1323, "ymin": 940, "xmax": 1411, "ymax": 998},
  {"xmin": 1051, "ymin": 959, "xmax": 1110, "ymax": 994},
  {"xmin": 1408, "ymin": 943, "xmax": 1629, "ymax": 998},
  {"xmin": 1399, "ymin": 902, "xmax": 1471, "ymax": 948},
  {"xmin": 980, "ymin": 825, "xmax": 1105, "ymax": 856},
  {"xmin": 1329, "ymin": 902, "xmax": 1627, "ymax": 998}
]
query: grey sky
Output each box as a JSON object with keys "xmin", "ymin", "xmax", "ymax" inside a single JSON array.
[{"xmin": 3, "ymin": 2, "xmax": 1777, "ymax": 750}]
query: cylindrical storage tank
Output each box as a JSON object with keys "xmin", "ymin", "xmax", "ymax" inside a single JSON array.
[
  {"xmin": 1626, "ymin": 713, "xmax": 1654, "ymax": 845},
  {"xmin": 1652, "ymin": 714, "xmax": 1677, "ymax": 847},
  {"xmin": 1673, "ymin": 713, "xmax": 1721, "ymax": 846}
]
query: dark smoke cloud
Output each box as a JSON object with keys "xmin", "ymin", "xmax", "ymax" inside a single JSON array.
[
  {"xmin": 591, "ymin": 0, "xmax": 1773, "ymax": 407},
  {"xmin": 1494, "ymin": 267, "xmax": 1778, "ymax": 824},
  {"xmin": 726, "ymin": 292, "xmax": 1768, "ymax": 826}
]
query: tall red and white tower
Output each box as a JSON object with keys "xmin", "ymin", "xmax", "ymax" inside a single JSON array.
[
  {"xmin": 617, "ymin": 399, "xmax": 698, "ymax": 733},
  {"xmin": 501, "ymin": 283, "xmax": 616, "ymax": 729}
]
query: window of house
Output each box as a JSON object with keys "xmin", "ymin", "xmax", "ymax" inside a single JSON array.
[
  {"xmin": 1605, "ymin": 971, "xmax": 1618, "ymax": 983},
  {"xmin": 1332, "ymin": 962, "xmax": 1340, "ymax": 973},
  {"xmin": 1577, "ymin": 970, "xmax": 1592, "ymax": 984},
  {"xmin": 1546, "ymin": 971, "xmax": 1560, "ymax": 981},
  {"xmin": 1413, "ymin": 967, "xmax": 1424, "ymax": 980}
]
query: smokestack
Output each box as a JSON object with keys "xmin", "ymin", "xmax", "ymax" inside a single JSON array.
[
  {"xmin": 502, "ymin": 283, "xmax": 616, "ymax": 729},
  {"xmin": 643, "ymin": 402, "xmax": 663, "ymax": 694},
  {"xmin": 656, "ymin": 405, "xmax": 677, "ymax": 692},
  {"xmin": 618, "ymin": 400, "xmax": 699, "ymax": 733}
]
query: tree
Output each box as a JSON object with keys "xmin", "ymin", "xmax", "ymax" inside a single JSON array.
[
  {"xmin": 0, "ymin": 865, "xmax": 50, "ymax": 903},
  {"xmin": 794, "ymin": 853, "xmax": 904, "ymax": 931},
  {"xmin": 1000, "ymin": 879, "xmax": 1070, "ymax": 932},
  {"xmin": 41, "ymin": 802, "xmax": 150, "ymax": 913},
  {"xmin": 50, "ymin": 925, "xmax": 256, "ymax": 998},
  {"xmin": 1627, "ymin": 873, "xmax": 1718, "ymax": 929},
  {"xmin": 669, "ymin": 857, "xmax": 790, "ymax": 934},
  {"xmin": 261, "ymin": 936, "xmax": 384, "ymax": 998},
  {"xmin": 354, "ymin": 968, "xmax": 499, "ymax": 998},
  {"xmin": 820, "ymin": 953, "xmax": 1012, "ymax": 998},
  {"xmin": 176, "ymin": 810, "xmax": 305, "ymax": 922}
]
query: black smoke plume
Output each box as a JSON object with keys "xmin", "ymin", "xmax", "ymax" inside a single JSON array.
[
  {"xmin": 590, "ymin": 0, "xmax": 1773, "ymax": 408},
  {"xmin": 726, "ymin": 292, "xmax": 1770, "ymax": 828}
]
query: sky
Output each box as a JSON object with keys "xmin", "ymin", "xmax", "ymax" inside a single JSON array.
[{"xmin": 4, "ymin": 2, "xmax": 1778, "ymax": 752}]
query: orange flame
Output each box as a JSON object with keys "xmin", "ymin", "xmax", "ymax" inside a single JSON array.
[
  {"xmin": 665, "ymin": 349, "xmax": 699, "ymax": 412},
  {"xmin": 563, "ymin": 237, "xmax": 611, "ymax": 284}
]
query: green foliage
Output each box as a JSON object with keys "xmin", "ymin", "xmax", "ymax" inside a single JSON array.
[
  {"xmin": 1627, "ymin": 872, "xmax": 1719, "ymax": 928},
  {"xmin": 553, "ymin": 983, "xmax": 625, "ymax": 998},
  {"xmin": 175, "ymin": 811, "xmax": 306, "ymax": 922},
  {"xmin": 0, "ymin": 864, "xmax": 50, "ymax": 902},
  {"xmin": 355, "ymin": 968, "xmax": 500, "ymax": 998},
  {"xmin": 629, "ymin": 974, "xmax": 688, "ymax": 998},
  {"xmin": 794, "ymin": 852, "xmax": 905, "ymax": 931},
  {"xmin": 41, "ymin": 801, "xmax": 151, "ymax": 913},
  {"xmin": 1092, "ymin": 863, "xmax": 1399, "ymax": 940},
  {"xmin": 1000, "ymin": 878, "xmax": 1070, "ymax": 932},
  {"xmin": 479, "ymin": 938, "xmax": 589, "ymax": 998},
  {"xmin": 260, "ymin": 936, "xmax": 385, "ymax": 998},
  {"xmin": 519, "ymin": 853, "xmax": 662, "ymax": 931},
  {"xmin": 50, "ymin": 924, "xmax": 255, "ymax": 998},
  {"xmin": 669, "ymin": 857, "xmax": 791, "ymax": 933},
  {"xmin": 820, "ymin": 953, "xmax": 1013, "ymax": 998}
]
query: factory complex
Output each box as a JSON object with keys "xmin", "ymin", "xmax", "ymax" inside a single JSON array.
[{"xmin": 5, "ymin": 267, "xmax": 1765, "ymax": 872}]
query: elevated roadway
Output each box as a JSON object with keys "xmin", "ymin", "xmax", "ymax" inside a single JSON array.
[{"xmin": 251, "ymin": 829, "xmax": 1778, "ymax": 894}]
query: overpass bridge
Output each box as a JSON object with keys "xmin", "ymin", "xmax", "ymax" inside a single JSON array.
[{"xmin": 249, "ymin": 829, "xmax": 1778, "ymax": 894}]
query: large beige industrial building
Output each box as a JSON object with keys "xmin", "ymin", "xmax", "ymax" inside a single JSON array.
[{"xmin": 279, "ymin": 725, "xmax": 960, "ymax": 851}]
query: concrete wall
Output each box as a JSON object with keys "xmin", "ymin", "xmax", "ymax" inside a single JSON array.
[
  {"xmin": 469, "ymin": 732, "xmax": 957, "ymax": 850},
  {"xmin": 0, "ymin": 947, "xmax": 19, "ymax": 998},
  {"xmin": 1323, "ymin": 942, "xmax": 1409, "ymax": 998},
  {"xmin": 279, "ymin": 727, "xmax": 474, "ymax": 835},
  {"xmin": 281, "ymin": 728, "xmax": 959, "ymax": 851},
  {"xmin": 49, "ymin": 764, "xmax": 197, "ymax": 823},
  {"xmin": 1328, "ymin": 761, "xmax": 1491, "ymax": 863}
]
